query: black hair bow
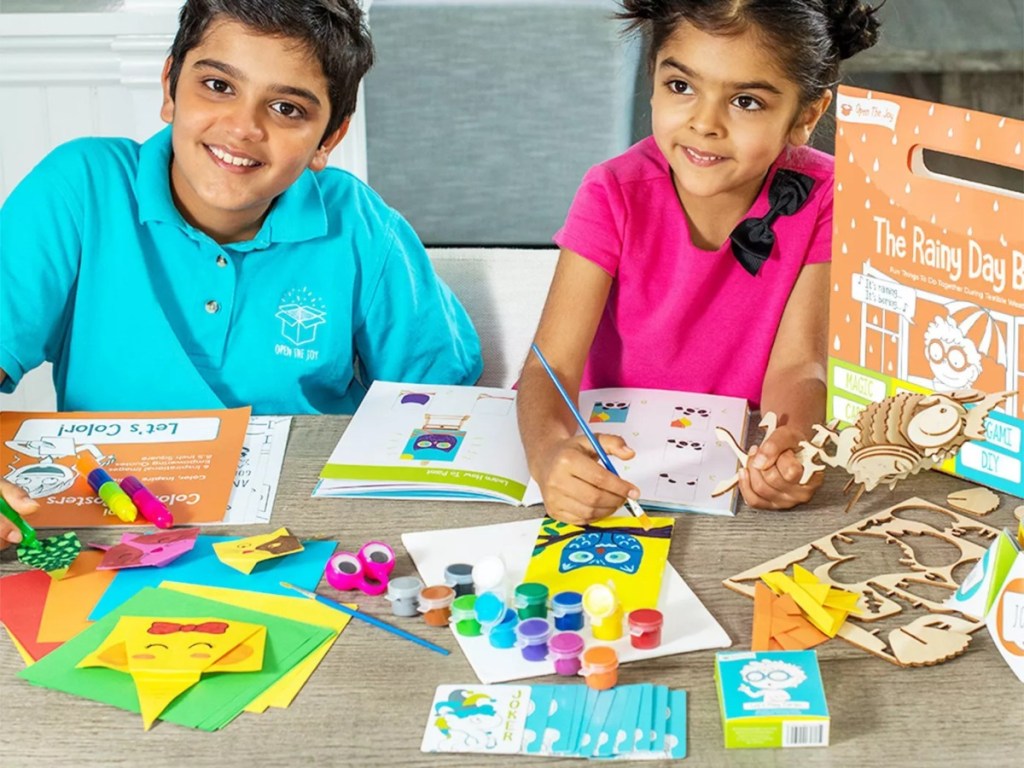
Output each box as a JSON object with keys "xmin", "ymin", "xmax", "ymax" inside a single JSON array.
[{"xmin": 728, "ymin": 168, "xmax": 815, "ymax": 276}]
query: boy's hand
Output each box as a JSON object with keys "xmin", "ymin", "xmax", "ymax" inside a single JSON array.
[
  {"xmin": 535, "ymin": 434, "xmax": 640, "ymax": 526},
  {"xmin": 738, "ymin": 426, "xmax": 822, "ymax": 510},
  {"xmin": 0, "ymin": 478, "xmax": 40, "ymax": 549}
]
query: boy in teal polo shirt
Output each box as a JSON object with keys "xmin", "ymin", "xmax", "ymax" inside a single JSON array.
[
  {"xmin": 0, "ymin": 0, "xmax": 481, "ymax": 418},
  {"xmin": 0, "ymin": 0, "xmax": 483, "ymax": 546}
]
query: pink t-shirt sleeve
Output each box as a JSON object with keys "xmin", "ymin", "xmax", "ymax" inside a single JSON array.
[{"xmin": 553, "ymin": 165, "xmax": 626, "ymax": 276}]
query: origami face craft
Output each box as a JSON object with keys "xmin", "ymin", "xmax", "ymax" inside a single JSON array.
[
  {"xmin": 78, "ymin": 616, "xmax": 266, "ymax": 729},
  {"xmin": 213, "ymin": 527, "xmax": 304, "ymax": 574},
  {"xmin": 97, "ymin": 528, "xmax": 200, "ymax": 570}
]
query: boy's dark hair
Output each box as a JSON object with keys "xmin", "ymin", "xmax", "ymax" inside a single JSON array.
[
  {"xmin": 167, "ymin": 0, "xmax": 374, "ymax": 143},
  {"xmin": 618, "ymin": 0, "xmax": 883, "ymax": 107}
]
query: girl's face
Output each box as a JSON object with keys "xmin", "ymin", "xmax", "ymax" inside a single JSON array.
[{"xmin": 650, "ymin": 22, "xmax": 829, "ymax": 220}]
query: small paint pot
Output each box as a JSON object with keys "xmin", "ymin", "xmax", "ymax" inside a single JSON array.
[
  {"xmin": 549, "ymin": 632, "xmax": 585, "ymax": 676},
  {"xmin": 550, "ymin": 591, "xmax": 584, "ymax": 631},
  {"xmin": 580, "ymin": 646, "xmax": 619, "ymax": 691},
  {"xmin": 385, "ymin": 575, "xmax": 424, "ymax": 618},
  {"xmin": 513, "ymin": 582, "xmax": 549, "ymax": 620},
  {"xmin": 486, "ymin": 609, "xmax": 520, "ymax": 649},
  {"xmin": 450, "ymin": 594, "xmax": 481, "ymax": 637},
  {"xmin": 473, "ymin": 591, "xmax": 508, "ymax": 633},
  {"xmin": 514, "ymin": 618, "xmax": 553, "ymax": 661},
  {"xmin": 444, "ymin": 563, "xmax": 475, "ymax": 597},
  {"xmin": 583, "ymin": 583, "xmax": 623, "ymax": 641},
  {"xmin": 472, "ymin": 555, "xmax": 507, "ymax": 597},
  {"xmin": 628, "ymin": 608, "xmax": 664, "ymax": 649},
  {"xmin": 418, "ymin": 584, "xmax": 456, "ymax": 627}
]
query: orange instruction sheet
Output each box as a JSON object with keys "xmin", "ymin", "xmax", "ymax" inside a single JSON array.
[{"xmin": 1, "ymin": 407, "xmax": 249, "ymax": 527}]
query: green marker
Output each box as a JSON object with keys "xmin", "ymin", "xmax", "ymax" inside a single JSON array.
[{"xmin": 0, "ymin": 496, "xmax": 42, "ymax": 550}]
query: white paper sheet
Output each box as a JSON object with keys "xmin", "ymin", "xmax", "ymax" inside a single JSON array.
[
  {"xmin": 403, "ymin": 517, "xmax": 731, "ymax": 684},
  {"xmin": 223, "ymin": 416, "xmax": 292, "ymax": 525}
]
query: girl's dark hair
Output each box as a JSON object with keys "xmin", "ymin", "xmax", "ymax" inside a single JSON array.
[
  {"xmin": 618, "ymin": 0, "xmax": 883, "ymax": 106},
  {"xmin": 167, "ymin": 0, "xmax": 374, "ymax": 142}
]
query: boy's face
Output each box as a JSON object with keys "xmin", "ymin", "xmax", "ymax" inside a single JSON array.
[
  {"xmin": 650, "ymin": 22, "xmax": 830, "ymax": 224},
  {"xmin": 160, "ymin": 18, "xmax": 347, "ymax": 242}
]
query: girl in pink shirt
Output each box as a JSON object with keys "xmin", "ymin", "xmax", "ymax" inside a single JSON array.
[{"xmin": 518, "ymin": 0, "xmax": 882, "ymax": 523}]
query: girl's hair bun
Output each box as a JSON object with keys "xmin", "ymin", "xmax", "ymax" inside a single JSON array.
[{"xmin": 828, "ymin": 0, "xmax": 883, "ymax": 60}]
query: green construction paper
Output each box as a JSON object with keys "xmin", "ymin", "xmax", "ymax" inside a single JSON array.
[{"xmin": 19, "ymin": 586, "xmax": 333, "ymax": 731}]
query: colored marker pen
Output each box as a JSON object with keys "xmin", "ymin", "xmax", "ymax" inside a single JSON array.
[
  {"xmin": 0, "ymin": 497, "xmax": 42, "ymax": 550},
  {"xmin": 76, "ymin": 454, "xmax": 138, "ymax": 523},
  {"xmin": 119, "ymin": 476, "xmax": 174, "ymax": 529}
]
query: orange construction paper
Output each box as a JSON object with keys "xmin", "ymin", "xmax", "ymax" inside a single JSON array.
[
  {"xmin": 37, "ymin": 550, "xmax": 116, "ymax": 643},
  {"xmin": 751, "ymin": 580, "xmax": 829, "ymax": 652}
]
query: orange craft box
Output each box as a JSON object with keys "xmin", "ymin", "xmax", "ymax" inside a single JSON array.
[{"xmin": 827, "ymin": 86, "xmax": 1023, "ymax": 496}]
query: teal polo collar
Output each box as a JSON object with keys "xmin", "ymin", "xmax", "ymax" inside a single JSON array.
[{"xmin": 135, "ymin": 125, "xmax": 329, "ymax": 250}]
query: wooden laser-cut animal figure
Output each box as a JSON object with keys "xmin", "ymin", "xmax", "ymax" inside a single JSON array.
[
  {"xmin": 797, "ymin": 389, "xmax": 1013, "ymax": 508},
  {"xmin": 712, "ymin": 389, "xmax": 1013, "ymax": 510}
]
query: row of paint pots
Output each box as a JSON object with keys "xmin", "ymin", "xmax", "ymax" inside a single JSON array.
[{"xmin": 387, "ymin": 577, "xmax": 662, "ymax": 649}]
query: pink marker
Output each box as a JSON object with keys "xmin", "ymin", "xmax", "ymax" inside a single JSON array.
[{"xmin": 118, "ymin": 476, "xmax": 174, "ymax": 528}]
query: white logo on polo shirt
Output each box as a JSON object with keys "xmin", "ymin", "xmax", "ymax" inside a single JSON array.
[{"xmin": 274, "ymin": 287, "xmax": 326, "ymax": 361}]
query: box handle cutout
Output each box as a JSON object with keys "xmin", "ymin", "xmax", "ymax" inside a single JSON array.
[{"xmin": 910, "ymin": 146, "xmax": 1024, "ymax": 200}]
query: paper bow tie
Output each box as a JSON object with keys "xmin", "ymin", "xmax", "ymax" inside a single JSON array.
[
  {"xmin": 147, "ymin": 621, "xmax": 229, "ymax": 635},
  {"xmin": 729, "ymin": 168, "xmax": 815, "ymax": 276}
]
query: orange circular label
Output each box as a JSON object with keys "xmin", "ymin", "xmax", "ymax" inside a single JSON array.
[{"xmin": 994, "ymin": 577, "xmax": 1024, "ymax": 657}]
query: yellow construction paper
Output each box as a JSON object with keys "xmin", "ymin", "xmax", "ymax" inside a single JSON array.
[
  {"xmin": 523, "ymin": 516, "xmax": 674, "ymax": 613},
  {"xmin": 5, "ymin": 627, "xmax": 35, "ymax": 666},
  {"xmin": 761, "ymin": 568, "xmax": 860, "ymax": 637},
  {"xmin": 212, "ymin": 528, "xmax": 304, "ymax": 574},
  {"xmin": 78, "ymin": 615, "xmax": 265, "ymax": 729},
  {"xmin": 159, "ymin": 581, "xmax": 353, "ymax": 712},
  {"xmin": 134, "ymin": 673, "xmax": 199, "ymax": 731}
]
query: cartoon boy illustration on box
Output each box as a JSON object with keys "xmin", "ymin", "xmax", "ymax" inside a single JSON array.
[{"xmin": 738, "ymin": 658, "xmax": 807, "ymax": 708}]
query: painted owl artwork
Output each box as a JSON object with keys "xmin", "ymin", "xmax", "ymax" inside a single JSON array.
[
  {"xmin": 560, "ymin": 531, "xmax": 644, "ymax": 574},
  {"xmin": 401, "ymin": 429, "xmax": 465, "ymax": 462},
  {"xmin": 525, "ymin": 517, "xmax": 674, "ymax": 612},
  {"xmin": 589, "ymin": 401, "xmax": 631, "ymax": 424}
]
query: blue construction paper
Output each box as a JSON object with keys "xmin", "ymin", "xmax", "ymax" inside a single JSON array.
[{"xmin": 89, "ymin": 535, "xmax": 336, "ymax": 620}]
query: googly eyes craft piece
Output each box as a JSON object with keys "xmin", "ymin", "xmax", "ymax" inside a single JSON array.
[
  {"xmin": 358, "ymin": 540, "xmax": 396, "ymax": 581},
  {"xmin": 324, "ymin": 540, "xmax": 396, "ymax": 596}
]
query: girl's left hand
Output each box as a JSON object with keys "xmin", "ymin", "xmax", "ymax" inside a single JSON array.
[{"xmin": 737, "ymin": 426, "xmax": 821, "ymax": 510}]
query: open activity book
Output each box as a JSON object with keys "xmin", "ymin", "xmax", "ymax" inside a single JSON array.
[{"xmin": 314, "ymin": 382, "xmax": 749, "ymax": 515}]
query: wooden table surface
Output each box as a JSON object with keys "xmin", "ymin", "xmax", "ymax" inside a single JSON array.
[{"xmin": 1, "ymin": 415, "xmax": 1022, "ymax": 767}]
